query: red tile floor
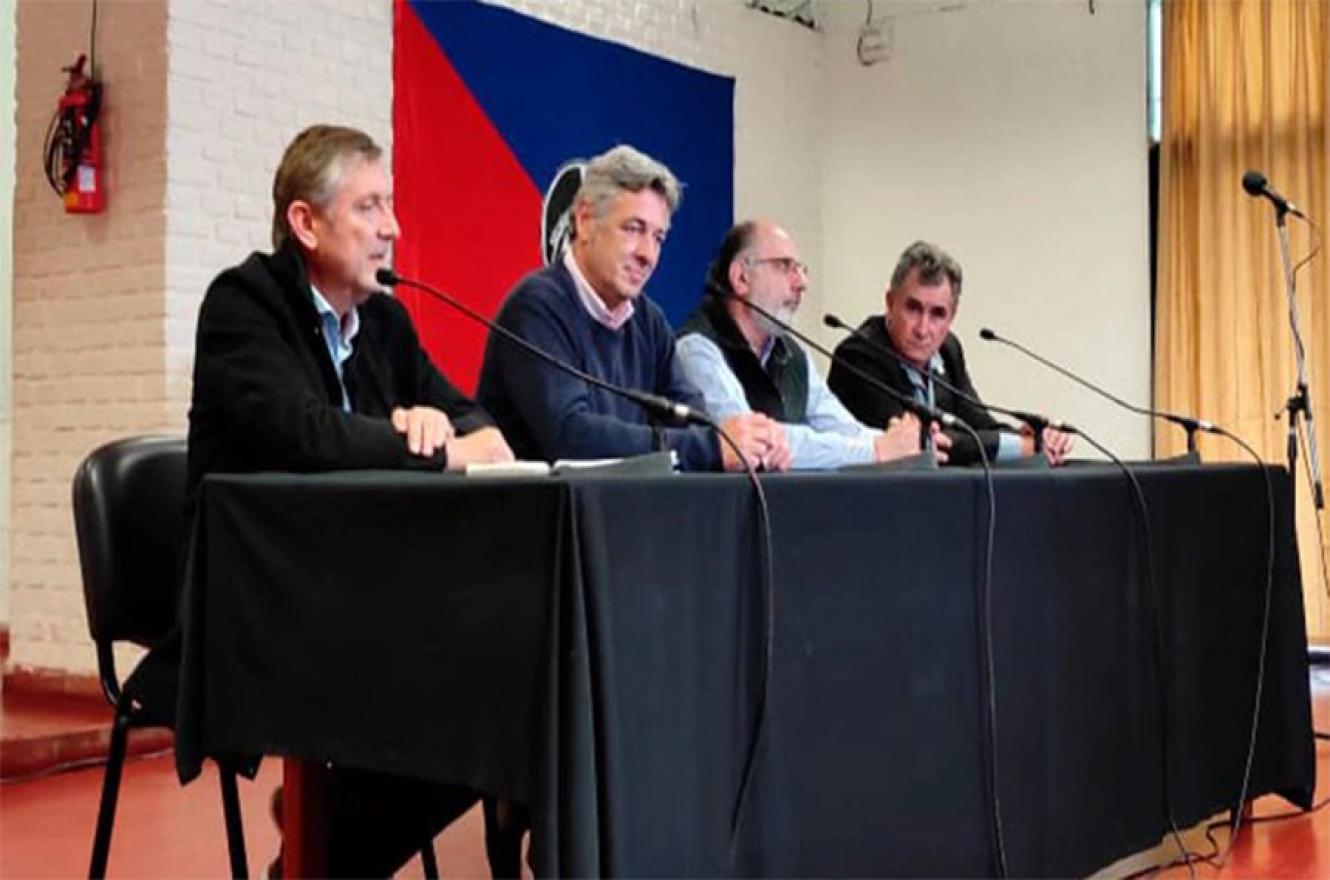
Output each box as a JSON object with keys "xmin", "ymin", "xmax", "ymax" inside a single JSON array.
[{"xmin": 2, "ymin": 672, "xmax": 1327, "ymax": 878}]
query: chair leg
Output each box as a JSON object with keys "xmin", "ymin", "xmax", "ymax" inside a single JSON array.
[
  {"xmin": 419, "ymin": 841, "xmax": 439, "ymax": 880},
  {"xmin": 88, "ymin": 710, "xmax": 131, "ymax": 879},
  {"xmin": 218, "ymin": 765, "xmax": 249, "ymax": 879},
  {"xmin": 483, "ymin": 796, "xmax": 525, "ymax": 879}
]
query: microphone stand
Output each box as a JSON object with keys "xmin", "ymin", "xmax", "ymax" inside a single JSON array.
[{"xmin": 1272, "ymin": 206, "xmax": 1326, "ymax": 510}]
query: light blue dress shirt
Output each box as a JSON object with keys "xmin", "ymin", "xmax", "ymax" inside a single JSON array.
[
  {"xmin": 310, "ymin": 285, "xmax": 361, "ymax": 413},
  {"xmin": 676, "ymin": 333, "xmax": 879, "ymax": 470},
  {"xmin": 900, "ymin": 355, "xmax": 1022, "ymax": 462}
]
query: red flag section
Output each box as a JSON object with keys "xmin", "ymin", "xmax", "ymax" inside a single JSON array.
[{"xmin": 393, "ymin": 0, "xmax": 542, "ymax": 393}]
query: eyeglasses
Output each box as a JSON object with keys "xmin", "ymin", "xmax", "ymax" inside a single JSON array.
[{"xmin": 746, "ymin": 256, "xmax": 811, "ymax": 279}]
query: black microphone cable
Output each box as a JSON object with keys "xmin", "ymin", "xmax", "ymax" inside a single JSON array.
[
  {"xmin": 720, "ymin": 428, "xmax": 776, "ymax": 857},
  {"xmin": 711, "ymin": 285, "xmax": 1009, "ymax": 876},
  {"xmin": 1296, "ymin": 414, "xmax": 1330, "ymax": 610},
  {"xmin": 1201, "ymin": 427, "xmax": 1276, "ymax": 871},
  {"xmin": 704, "ymin": 283, "xmax": 959, "ymax": 435},
  {"xmin": 1067, "ymin": 428, "xmax": 1197, "ymax": 880},
  {"xmin": 824, "ymin": 313, "xmax": 1078, "ymax": 451},
  {"xmin": 976, "ymin": 328, "xmax": 1284, "ymax": 879},
  {"xmin": 977, "ymin": 327, "xmax": 1198, "ymax": 875},
  {"xmin": 1283, "ymin": 217, "xmax": 1330, "ymax": 604},
  {"xmin": 376, "ymin": 268, "xmax": 776, "ymax": 852}
]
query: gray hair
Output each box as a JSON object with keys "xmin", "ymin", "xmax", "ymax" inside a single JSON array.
[
  {"xmin": 271, "ymin": 125, "xmax": 382, "ymax": 250},
  {"xmin": 571, "ymin": 145, "xmax": 682, "ymax": 237},
  {"xmin": 889, "ymin": 240, "xmax": 963, "ymax": 303}
]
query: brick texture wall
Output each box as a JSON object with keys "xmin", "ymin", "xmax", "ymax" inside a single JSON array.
[
  {"xmin": 0, "ymin": 0, "xmax": 16, "ymax": 630},
  {"xmin": 6, "ymin": 0, "xmax": 821, "ymax": 677},
  {"xmin": 9, "ymin": 0, "xmax": 170, "ymax": 675},
  {"xmin": 161, "ymin": 0, "xmax": 394, "ymax": 417}
]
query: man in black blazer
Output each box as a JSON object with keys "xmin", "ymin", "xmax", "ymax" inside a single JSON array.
[
  {"xmin": 189, "ymin": 125, "xmax": 512, "ymax": 503},
  {"xmin": 188, "ymin": 124, "xmax": 514, "ymax": 877},
  {"xmin": 828, "ymin": 241, "xmax": 1073, "ymax": 466}
]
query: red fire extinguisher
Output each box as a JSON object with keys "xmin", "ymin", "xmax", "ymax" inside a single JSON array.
[{"xmin": 42, "ymin": 54, "xmax": 105, "ymax": 214}]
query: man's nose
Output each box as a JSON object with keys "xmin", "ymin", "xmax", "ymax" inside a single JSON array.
[
  {"xmin": 634, "ymin": 235, "xmax": 658, "ymax": 268},
  {"xmin": 381, "ymin": 209, "xmax": 401, "ymax": 240}
]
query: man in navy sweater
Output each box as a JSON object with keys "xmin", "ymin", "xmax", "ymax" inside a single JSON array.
[{"xmin": 477, "ymin": 145, "xmax": 789, "ymax": 472}]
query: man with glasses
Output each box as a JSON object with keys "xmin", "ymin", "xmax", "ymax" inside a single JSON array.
[
  {"xmin": 676, "ymin": 220, "xmax": 937, "ymax": 470},
  {"xmin": 828, "ymin": 240, "xmax": 1074, "ymax": 466}
]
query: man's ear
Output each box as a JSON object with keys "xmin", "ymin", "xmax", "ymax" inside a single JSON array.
[
  {"xmin": 728, "ymin": 257, "xmax": 748, "ymax": 296},
  {"xmin": 572, "ymin": 199, "xmax": 595, "ymax": 243},
  {"xmin": 287, "ymin": 200, "xmax": 319, "ymax": 251}
]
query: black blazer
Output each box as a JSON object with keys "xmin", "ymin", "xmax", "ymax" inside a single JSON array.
[
  {"xmin": 827, "ymin": 316, "xmax": 1013, "ymax": 465},
  {"xmin": 187, "ymin": 242, "xmax": 491, "ymax": 506}
]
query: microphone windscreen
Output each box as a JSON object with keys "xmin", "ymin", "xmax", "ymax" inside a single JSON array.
[
  {"xmin": 375, "ymin": 267, "xmax": 398, "ymax": 286},
  {"xmin": 823, "ymin": 314, "xmax": 842, "ymax": 329},
  {"xmin": 1242, "ymin": 170, "xmax": 1267, "ymax": 196},
  {"xmin": 978, "ymin": 328, "xmax": 997, "ymax": 341}
]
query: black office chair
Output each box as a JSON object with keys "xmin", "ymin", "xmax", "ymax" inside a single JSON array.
[
  {"xmin": 72, "ymin": 436, "xmax": 249, "ymax": 879},
  {"xmin": 72, "ymin": 435, "xmax": 444, "ymax": 880}
]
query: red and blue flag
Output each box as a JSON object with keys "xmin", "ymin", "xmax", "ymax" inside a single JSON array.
[{"xmin": 394, "ymin": 0, "xmax": 735, "ymax": 391}]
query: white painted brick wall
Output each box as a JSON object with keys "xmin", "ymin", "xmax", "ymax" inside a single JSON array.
[
  {"xmin": 1, "ymin": 0, "xmax": 16, "ymax": 631},
  {"xmin": 9, "ymin": 0, "xmax": 170, "ymax": 675},
  {"xmin": 162, "ymin": 0, "xmax": 393, "ymax": 422},
  {"xmin": 7, "ymin": 0, "xmax": 824, "ymax": 675}
]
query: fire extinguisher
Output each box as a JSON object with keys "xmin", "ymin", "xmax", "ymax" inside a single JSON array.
[{"xmin": 42, "ymin": 54, "xmax": 105, "ymax": 214}]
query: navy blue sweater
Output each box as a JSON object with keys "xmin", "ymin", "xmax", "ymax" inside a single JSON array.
[{"xmin": 476, "ymin": 263, "xmax": 722, "ymax": 471}]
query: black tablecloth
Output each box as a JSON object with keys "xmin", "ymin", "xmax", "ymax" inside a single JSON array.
[{"xmin": 176, "ymin": 464, "xmax": 1315, "ymax": 877}]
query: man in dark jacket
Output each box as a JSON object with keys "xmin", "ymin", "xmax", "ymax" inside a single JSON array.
[
  {"xmin": 828, "ymin": 240, "xmax": 1073, "ymax": 466},
  {"xmin": 188, "ymin": 124, "xmax": 513, "ymax": 877},
  {"xmin": 189, "ymin": 125, "xmax": 511, "ymax": 504}
]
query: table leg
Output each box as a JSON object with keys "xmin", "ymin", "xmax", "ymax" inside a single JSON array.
[{"xmin": 283, "ymin": 758, "xmax": 328, "ymax": 879}]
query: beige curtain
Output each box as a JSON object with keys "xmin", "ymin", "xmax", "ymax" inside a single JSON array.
[{"xmin": 1156, "ymin": 0, "xmax": 1330, "ymax": 636}]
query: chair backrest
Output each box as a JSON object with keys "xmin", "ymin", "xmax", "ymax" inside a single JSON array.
[{"xmin": 72, "ymin": 436, "xmax": 188, "ymax": 653}]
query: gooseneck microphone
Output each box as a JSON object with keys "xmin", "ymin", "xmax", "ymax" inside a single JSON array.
[
  {"xmin": 381, "ymin": 268, "xmax": 782, "ymax": 846},
  {"xmin": 708, "ymin": 283, "xmax": 958, "ymax": 431},
  {"xmin": 978, "ymin": 326, "xmax": 1218, "ymax": 454},
  {"xmin": 376, "ymin": 268, "xmax": 708, "ymax": 428},
  {"xmin": 822, "ymin": 313, "xmax": 1078, "ymax": 450},
  {"xmin": 380, "ymin": 272, "xmax": 782, "ymax": 850},
  {"xmin": 712, "ymin": 283, "xmax": 964, "ymax": 459},
  {"xmin": 1242, "ymin": 170, "xmax": 1306, "ymax": 219}
]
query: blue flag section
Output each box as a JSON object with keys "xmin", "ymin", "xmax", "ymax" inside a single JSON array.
[{"xmin": 395, "ymin": 0, "xmax": 734, "ymax": 389}]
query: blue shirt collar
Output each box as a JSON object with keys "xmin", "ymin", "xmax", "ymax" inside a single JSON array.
[{"xmin": 309, "ymin": 285, "xmax": 360, "ymax": 412}]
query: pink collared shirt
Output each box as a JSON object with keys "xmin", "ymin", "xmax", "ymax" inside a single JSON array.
[{"xmin": 562, "ymin": 250, "xmax": 635, "ymax": 332}]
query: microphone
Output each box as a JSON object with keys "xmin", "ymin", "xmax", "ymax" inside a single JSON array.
[
  {"xmin": 1242, "ymin": 170, "xmax": 1306, "ymax": 219},
  {"xmin": 707, "ymin": 282, "xmax": 959, "ymax": 432},
  {"xmin": 978, "ymin": 327, "xmax": 1219, "ymax": 453},
  {"xmin": 376, "ymin": 268, "xmax": 710, "ymax": 429},
  {"xmin": 822, "ymin": 313, "xmax": 1078, "ymax": 449}
]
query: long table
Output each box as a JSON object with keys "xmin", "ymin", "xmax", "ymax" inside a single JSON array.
[{"xmin": 176, "ymin": 464, "xmax": 1316, "ymax": 877}]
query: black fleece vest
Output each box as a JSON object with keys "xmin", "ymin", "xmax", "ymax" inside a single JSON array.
[{"xmin": 677, "ymin": 295, "xmax": 809, "ymax": 423}]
